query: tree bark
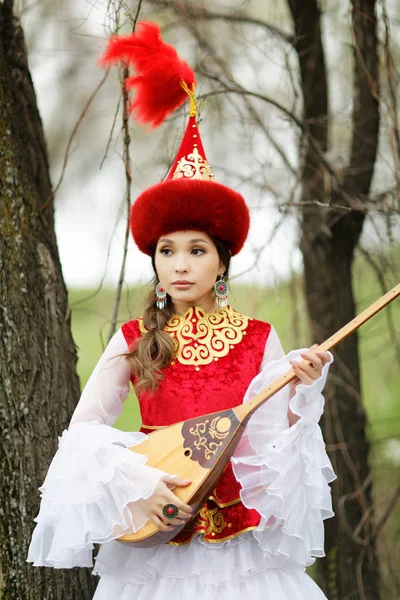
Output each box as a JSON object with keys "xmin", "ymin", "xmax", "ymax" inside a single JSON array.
[
  {"xmin": 287, "ymin": 0, "xmax": 381, "ymax": 598},
  {"xmin": 0, "ymin": 4, "xmax": 96, "ymax": 598}
]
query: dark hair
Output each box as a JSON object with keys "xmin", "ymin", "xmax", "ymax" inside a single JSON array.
[{"xmin": 125, "ymin": 235, "xmax": 232, "ymax": 394}]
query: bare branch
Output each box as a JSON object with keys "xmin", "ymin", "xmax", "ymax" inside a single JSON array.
[
  {"xmin": 199, "ymin": 87, "xmax": 302, "ymax": 129},
  {"xmin": 149, "ymin": 0, "xmax": 294, "ymax": 45},
  {"xmin": 108, "ymin": 0, "xmax": 144, "ymax": 342},
  {"xmin": 100, "ymin": 95, "xmax": 122, "ymax": 170},
  {"xmin": 40, "ymin": 70, "xmax": 109, "ymax": 212},
  {"xmin": 196, "ymin": 70, "xmax": 297, "ymax": 175}
]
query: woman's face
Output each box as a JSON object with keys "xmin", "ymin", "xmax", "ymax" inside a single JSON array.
[{"xmin": 154, "ymin": 230, "xmax": 226, "ymax": 310}]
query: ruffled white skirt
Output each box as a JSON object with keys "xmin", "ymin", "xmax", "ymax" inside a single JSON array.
[
  {"xmin": 27, "ymin": 350, "xmax": 335, "ymax": 600},
  {"xmin": 92, "ymin": 534, "xmax": 328, "ymax": 599}
]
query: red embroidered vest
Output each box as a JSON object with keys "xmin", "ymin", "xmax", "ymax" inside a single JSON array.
[{"xmin": 121, "ymin": 306, "xmax": 271, "ymax": 544}]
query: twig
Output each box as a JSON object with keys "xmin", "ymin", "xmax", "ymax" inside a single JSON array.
[
  {"xmin": 196, "ymin": 70, "xmax": 297, "ymax": 176},
  {"xmin": 100, "ymin": 94, "xmax": 122, "ymax": 170},
  {"xmin": 40, "ymin": 70, "xmax": 110, "ymax": 212},
  {"xmin": 148, "ymin": 0, "xmax": 294, "ymax": 45},
  {"xmin": 107, "ymin": 0, "xmax": 144, "ymax": 343},
  {"xmin": 199, "ymin": 87, "xmax": 303, "ymax": 129}
]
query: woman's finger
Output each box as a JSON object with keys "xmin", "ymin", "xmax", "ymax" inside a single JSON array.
[
  {"xmin": 301, "ymin": 351, "xmax": 322, "ymax": 371},
  {"xmin": 162, "ymin": 475, "xmax": 191, "ymax": 488},
  {"xmin": 163, "ymin": 502, "xmax": 192, "ymax": 519},
  {"xmin": 162, "ymin": 492, "xmax": 193, "ymax": 516},
  {"xmin": 149, "ymin": 513, "xmax": 173, "ymax": 532},
  {"xmin": 155, "ymin": 502, "xmax": 192, "ymax": 522},
  {"xmin": 294, "ymin": 360, "xmax": 316, "ymax": 378},
  {"xmin": 158, "ymin": 512, "xmax": 192, "ymax": 527},
  {"xmin": 308, "ymin": 346, "xmax": 331, "ymax": 366},
  {"xmin": 292, "ymin": 363, "xmax": 314, "ymax": 385},
  {"xmin": 316, "ymin": 351, "xmax": 331, "ymax": 365},
  {"xmin": 174, "ymin": 509, "xmax": 192, "ymax": 521},
  {"xmin": 154, "ymin": 498, "xmax": 192, "ymax": 520}
]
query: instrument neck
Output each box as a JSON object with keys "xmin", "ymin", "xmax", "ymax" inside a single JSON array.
[{"xmin": 234, "ymin": 284, "xmax": 399, "ymax": 426}]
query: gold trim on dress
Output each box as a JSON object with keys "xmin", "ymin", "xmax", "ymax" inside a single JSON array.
[
  {"xmin": 208, "ymin": 494, "xmax": 241, "ymax": 508},
  {"xmin": 167, "ymin": 498, "xmax": 271, "ymax": 546},
  {"xmin": 167, "ymin": 524, "xmax": 261, "ymax": 546},
  {"xmin": 209, "ymin": 487, "xmax": 264, "ymax": 507},
  {"xmin": 139, "ymin": 306, "xmax": 249, "ymax": 366}
]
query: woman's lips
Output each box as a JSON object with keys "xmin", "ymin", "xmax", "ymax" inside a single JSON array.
[{"xmin": 172, "ymin": 282, "xmax": 194, "ymax": 289}]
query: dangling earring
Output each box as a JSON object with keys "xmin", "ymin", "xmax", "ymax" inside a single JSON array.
[
  {"xmin": 156, "ymin": 282, "xmax": 167, "ymax": 310},
  {"xmin": 214, "ymin": 274, "xmax": 229, "ymax": 308}
]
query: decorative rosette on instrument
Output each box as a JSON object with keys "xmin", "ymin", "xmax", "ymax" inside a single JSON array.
[{"xmin": 99, "ymin": 21, "xmax": 250, "ymax": 256}]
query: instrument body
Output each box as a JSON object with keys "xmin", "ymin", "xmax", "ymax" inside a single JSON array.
[
  {"xmin": 118, "ymin": 409, "xmax": 245, "ymax": 546},
  {"xmin": 118, "ymin": 285, "xmax": 400, "ymax": 547}
]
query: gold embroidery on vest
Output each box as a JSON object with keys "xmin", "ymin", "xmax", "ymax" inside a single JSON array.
[
  {"xmin": 138, "ymin": 306, "xmax": 249, "ymax": 366},
  {"xmin": 195, "ymin": 505, "xmax": 227, "ymax": 536}
]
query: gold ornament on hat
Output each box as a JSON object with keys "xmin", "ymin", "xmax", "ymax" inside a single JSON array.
[
  {"xmin": 171, "ymin": 148, "xmax": 214, "ymax": 181},
  {"xmin": 171, "ymin": 82, "xmax": 214, "ymax": 181}
]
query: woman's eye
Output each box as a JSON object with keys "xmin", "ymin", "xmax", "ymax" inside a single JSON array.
[{"xmin": 159, "ymin": 247, "xmax": 205, "ymax": 256}]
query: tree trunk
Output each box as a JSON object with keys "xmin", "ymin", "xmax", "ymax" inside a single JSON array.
[
  {"xmin": 287, "ymin": 0, "xmax": 381, "ymax": 598},
  {"xmin": 0, "ymin": 4, "xmax": 96, "ymax": 598}
]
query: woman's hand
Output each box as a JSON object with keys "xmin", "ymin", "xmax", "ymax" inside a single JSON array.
[
  {"xmin": 138, "ymin": 475, "xmax": 193, "ymax": 532},
  {"xmin": 289, "ymin": 344, "xmax": 331, "ymax": 394},
  {"xmin": 287, "ymin": 344, "xmax": 330, "ymax": 427}
]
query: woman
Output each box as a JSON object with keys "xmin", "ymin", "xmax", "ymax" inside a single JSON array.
[{"xmin": 28, "ymin": 22, "xmax": 336, "ymax": 599}]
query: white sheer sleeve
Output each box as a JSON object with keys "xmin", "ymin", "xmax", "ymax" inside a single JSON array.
[
  {"xmin": 231, "ymin": 328, "xmax": 336, "ymax": 569},
  {"xmin": 69, "ymin": 328, "xmax": 131, "ymax": 426},
  {"xmin": 260, "ymin": 325, "xmax": 286, "ymax": 367},
  {"xmin": 27, "ymin": 327, "xmax": 168, "ymax": 569}
]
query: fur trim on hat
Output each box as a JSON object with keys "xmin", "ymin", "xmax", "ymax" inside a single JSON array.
[{"xmin": 130, "ymin": 179, "xmax": 250, "ymax": 256}]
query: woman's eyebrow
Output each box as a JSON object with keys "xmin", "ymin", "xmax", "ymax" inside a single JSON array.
[
  {"xmin": 158, "ymin": 238, "xmax": 209, "ymax": 244},
  {"xmin": 189, "ymin": 238, "xmax": 209, "ymax": 244}
]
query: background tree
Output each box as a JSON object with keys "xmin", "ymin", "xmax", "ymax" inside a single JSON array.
[
  {"xmin": 0, "ymin": 2, "xmax": 95, "ymax": 598},
  {"xmin": 287, "ymin": 1, "xmax": 380, "ymax": 597}
]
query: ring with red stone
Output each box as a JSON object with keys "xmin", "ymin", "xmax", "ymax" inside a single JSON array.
[{"xmin": 162, "ymin": 503, "xmax": 179, "ymax": 520}]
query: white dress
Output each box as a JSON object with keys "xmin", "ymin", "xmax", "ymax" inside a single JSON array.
[{"xmin": 27, "ymin": 325, "xmax": 336, "ymax": 599}]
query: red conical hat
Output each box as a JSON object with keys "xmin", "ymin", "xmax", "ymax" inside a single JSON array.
[{"xmin": 99, "ymin": 21, "xmax": 249, "ymax": 256}]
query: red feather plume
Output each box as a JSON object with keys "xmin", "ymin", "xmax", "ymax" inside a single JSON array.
[{"xmin": 99, "ymin": 21, "xmax": 195, "ymax": 128}]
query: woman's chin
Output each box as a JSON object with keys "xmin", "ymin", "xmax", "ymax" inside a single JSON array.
[
  {"xmin": 168, "ymin": 289, "xmax": 207, "ymax": 307},
  {"xmin": 169, "ymin": 294, "xmax": 198, "ymax": 305},
  {"xmin": 169, "ymin": 287, "xmax": 195, "ymax": 297}
]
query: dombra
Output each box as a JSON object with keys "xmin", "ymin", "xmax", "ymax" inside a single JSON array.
[{"xmin": 118, "ymin": 285, "xmax": 399, "ymax": 548}]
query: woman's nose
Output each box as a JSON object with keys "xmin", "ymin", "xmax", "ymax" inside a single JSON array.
[{"xmin": 174, "ymin": 255, "xmax": 189, "ymax": 272}]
